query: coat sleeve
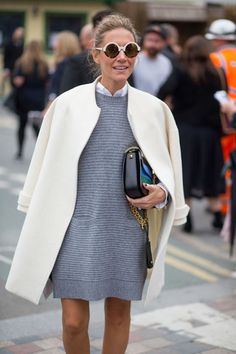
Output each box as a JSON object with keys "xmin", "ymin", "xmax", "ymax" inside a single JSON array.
[
  {"xmin": 161, "ymin": 101, "xmax": 190, "ymax": 225},
  {"xmin": 17, "ymin": 100, "xmax": 57, "ymax": 213}
]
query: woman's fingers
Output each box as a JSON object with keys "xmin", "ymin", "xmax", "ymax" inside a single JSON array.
[
  {"xmin": 143, "ymin": 183, "xmax": 157, "ymax": 192},
  {"xmin": 127, "ymin": 194, "xmax": 150, "ymax": 205},
  {"xmin": 126, "ymin": 196, "xmax": 150, "ymax": 209},
  {"xmin": 126, "ymin": 184, "xmax": 166, "ymax": 209}
]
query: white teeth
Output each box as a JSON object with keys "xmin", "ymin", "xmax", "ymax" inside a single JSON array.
[{"xmin": 114, "ymin": 67, "xmax": 127, "ymax": 70}]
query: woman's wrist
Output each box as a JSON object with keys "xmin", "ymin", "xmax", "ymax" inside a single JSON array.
[{"xmin": 155, "ymin": 183, "xmax": 169, "ymax": 209}]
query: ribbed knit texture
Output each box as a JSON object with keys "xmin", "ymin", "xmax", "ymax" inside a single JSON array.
[{"xmin": 51, "ymin": 92, "xmax": 147, "ymax": 301}]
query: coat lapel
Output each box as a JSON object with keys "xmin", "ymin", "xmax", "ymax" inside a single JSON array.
[
  {"xmin": 127, "ymin": 85, "xmax": 175, "ymax": 198},
  {"xmin": 68, "ymin": 79, "xmax": 101, "ymax": 160}
]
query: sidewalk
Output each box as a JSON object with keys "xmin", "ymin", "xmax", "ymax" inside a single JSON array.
[{"xmin": 1, "ymin": 279, "xmax": 236, "ymax": 354}]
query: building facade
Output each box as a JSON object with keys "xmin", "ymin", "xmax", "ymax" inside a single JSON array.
[
  {"xmin": 0, "ymin": 0, "xmax": 118, "ymax": 51},
  {"xmin": 114, "ymin": 0, "xmax": 236, "ymax": 43},
  {"xmin": 0, "ymin": 0, "xmax": 235, "ymax": 68}
]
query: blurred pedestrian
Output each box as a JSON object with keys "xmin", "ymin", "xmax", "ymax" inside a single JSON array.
[
  {"xmin": 46, "ymin": 31, "xmax": 80, "ymax": 104},
  {"xmin": 159, "ymin": 35, "xmax": 225, "ymax": 233},
  {"xmin": 206, "ymin": 19, "xmax": 236, "ymax": 102},
  {"xmin": 206, "ymin": 19, "xmax": 236, "ymax": 215},
  {"xmin": 3, "ymin": 27, "xmax": 24, "ymax": 82},
  {"xmin": 161, "ymin": 23, "xmax": 181, "ymax": 63},
  {"xmin": 13, "ymin": 40, "xmax": 48, "ymax": 159},
  {"xmin": 59, "ymin": 9, "xmax": 113, "ymax": 93},
  {"xmin": 79, "ymin": 23, "xmax": 93, "ymax": 51},
  {"xmin": 6, "ymin": 14, "xmax": 189, "ymax": 354},
  {"xmin": 131, "ymin": 26, "xmax": 173, "ymax": 96}
]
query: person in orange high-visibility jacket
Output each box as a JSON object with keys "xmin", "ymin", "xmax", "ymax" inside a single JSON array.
[
  {"xmin": 210, "ymin": 47, "xmax": 236, "ymax": 101},
  {"xmin": 206, "ymin": 19, "xmax": 236, "ymax": 214}
]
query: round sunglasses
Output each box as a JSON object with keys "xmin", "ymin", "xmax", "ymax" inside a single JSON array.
[{"xmin": 95, "ymin": 42, "xmax": 140, "ymax": 58}]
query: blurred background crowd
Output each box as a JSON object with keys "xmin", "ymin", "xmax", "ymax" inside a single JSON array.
[{"xmin": 0, "ymin": 0, "xmax": 236, "ymax": 244}]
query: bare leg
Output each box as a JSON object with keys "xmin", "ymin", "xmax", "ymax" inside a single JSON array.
[
  {"xmin": 102, "ymin": 297, "xmax": 131, "ymax": 354},
  {"xmin": 61, "ymin": 298, "xmax": 90, "ymax": 354}
]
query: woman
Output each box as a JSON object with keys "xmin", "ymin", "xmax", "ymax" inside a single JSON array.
[
  {"xmin": 13, "ymin": 40, "xmax": 48, "ymax": 159},
  {"xmin": 46, "ymin": 31, "xmax": 80, "ymax": 103},
  {"xmin": 6, "ymin": 15, "xmax": 189, "ymax": 354},
  {"xmin": 159, "ymin": 35, "xmax": 225, "ymax": 233}
]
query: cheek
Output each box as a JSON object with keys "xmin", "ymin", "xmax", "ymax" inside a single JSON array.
[
  {"xmin": 100, "ymin": 56, "xmax": 113, "ymax": 70},
  {"xmin": 128, "ymin": 58, "xmax": 136, "ymax": 69}
]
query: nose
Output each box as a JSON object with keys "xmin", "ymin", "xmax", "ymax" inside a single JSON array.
[{"xmin": 117, "ymin": 50, "xmax": 126, "ymax": 61}]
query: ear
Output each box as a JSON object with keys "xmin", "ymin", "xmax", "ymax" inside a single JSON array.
[{"xmin": 91, "ymin": 49, "xmax": 100, "ymax": 65}]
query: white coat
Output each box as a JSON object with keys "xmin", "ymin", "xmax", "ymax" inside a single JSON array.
[{"xmin": 5, "ymin": 78, "xmax": 189, "ymax": 305}]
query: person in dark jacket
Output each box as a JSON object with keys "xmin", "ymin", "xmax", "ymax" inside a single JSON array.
[
  {"xmin": 159, "ymin": 35, "xmax": 225, "ymax": 233},
  {"xmin": 46, "ymin": 31, "xmax": 80, "ymax": 104},
  {"xmin": 59, "ymin": 9, "xmax": 113, "ymax": 94},
  {"xmin": 3, "ymin": 27, "xmax": 24, "ymax": 79},
  {"xmin": 13, "ymin": 40, "xmax": 48, "ymax": 159}
]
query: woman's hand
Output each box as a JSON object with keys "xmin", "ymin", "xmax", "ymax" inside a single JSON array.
[
  {"xmin": 13, "ymin": 76, "xmax": 25, "ymax": 88},
  {"xmin": 221, "ymin": 100, "xmax": 236, "ymax": 117},
  {"xmin": 126, "ymin": 184, "xmax": 166, "ymax": 209}
]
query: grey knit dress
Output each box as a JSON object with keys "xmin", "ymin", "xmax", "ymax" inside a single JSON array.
[{"xmin": 51, "ymin": 92, "xmax": 147, "ymax": 301}]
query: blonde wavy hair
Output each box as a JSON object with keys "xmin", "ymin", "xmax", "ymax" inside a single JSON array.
[
  {"xmin": 54, "ymin": 31, "xmax": 80, "ymax": 63},
  {"xmin": 16, "ymin": 40, "xmax": 48, "ymax": 79}
]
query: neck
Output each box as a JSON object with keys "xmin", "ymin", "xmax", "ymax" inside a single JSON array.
[{"xmin": 100, "ymin": 77, "xmax": 126, "ymax": 96}]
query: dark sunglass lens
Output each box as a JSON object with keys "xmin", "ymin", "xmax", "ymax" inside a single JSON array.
[
  {"xmin": 105, "ymin": 43, "xmax": 119, "ymax": 58},
  {"xmin": 125, "ymin": 43, "xmax": 139, "ymax": 58}
]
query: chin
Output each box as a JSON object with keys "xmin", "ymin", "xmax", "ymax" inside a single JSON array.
[{"xmin": 112, "ymin": 71, "xmax": 130, "ymax": 81}]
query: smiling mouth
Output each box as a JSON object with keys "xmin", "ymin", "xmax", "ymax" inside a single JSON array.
[{"xmin": 113, "ymin": 66, "xmax": 129, "ymax": 71}]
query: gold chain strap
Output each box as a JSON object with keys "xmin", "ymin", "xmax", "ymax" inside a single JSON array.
[{"xmin": 129, "ymin": 203, "xmax": 148, "ymax": 230}]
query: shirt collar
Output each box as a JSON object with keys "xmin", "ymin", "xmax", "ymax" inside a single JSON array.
[{"xmin": 96, "ymin": 81, "xmax": 128, "ymax": 97}]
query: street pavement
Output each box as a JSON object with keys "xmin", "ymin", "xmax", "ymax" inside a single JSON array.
[{"xmin": 0, "ymin": 104, "xmax": 236, "ymax": 354}]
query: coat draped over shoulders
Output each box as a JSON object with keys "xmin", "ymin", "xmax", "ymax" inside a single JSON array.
[{"xmin": 5, "ymin": 78, "xmax": 189, "ymax": 305}]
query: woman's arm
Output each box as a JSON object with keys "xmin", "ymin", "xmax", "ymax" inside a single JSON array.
[
  {"xmin": 220, "ymin": 100, "xmax": 236, "ymax": 129},
  {"xmin": 12, "ymin": 64, "xmax": 25, "ymax": 88},
  {"xmin": 221, "ymin": 100, "xmax": 236, "ymax": 117},
  {"xmin": 158, "ymin": 68, "xmax": 180, "ymax": 101}
]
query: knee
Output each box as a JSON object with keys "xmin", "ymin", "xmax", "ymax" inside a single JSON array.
[
  {"xmin": 63, "ymin": 316, "xmax": 89, "ymax": 337},
  {"xmin": 106, "ymin": 310, "xmax": 130, "ymax": 328},
  {"xmin": 105, "ymin": 298, "xmax": 131, "ymax": 328}
]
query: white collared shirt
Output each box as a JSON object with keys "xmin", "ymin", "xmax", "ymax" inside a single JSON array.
[
  {"xmin": 96, "ymin": 81, "xmax": 128, "ymax": 97},
  {"xmin": 95, "ymin": 81, "xmax": 169, "ymax": 209}
]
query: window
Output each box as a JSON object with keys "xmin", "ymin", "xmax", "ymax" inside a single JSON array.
[
  {"xmin": 45, "ymin": 12, "xmax": 86, "ymax": 51},
  {"xmin": 0, "ymin": 11, "xmax": 25, "ymax": 48}
]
